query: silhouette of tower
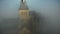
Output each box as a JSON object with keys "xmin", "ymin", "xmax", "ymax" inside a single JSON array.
[{"xmin": 18, "ymin": 0, "xmax": 32, "ymax": 34}]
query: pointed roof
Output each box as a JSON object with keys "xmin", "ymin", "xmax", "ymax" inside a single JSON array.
[{"xmin": 19, "ymin": 0, "xmax": 29, "ymax": 10}]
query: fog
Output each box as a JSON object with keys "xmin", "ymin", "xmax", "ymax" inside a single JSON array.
[{"xmin": 0, "ymin": 0, "xmax": 60, "ymax": 34}]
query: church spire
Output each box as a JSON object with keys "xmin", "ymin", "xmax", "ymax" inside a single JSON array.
[{"xmin": 19, "ymin": 0, "xmax": 28, "ymax": 10}]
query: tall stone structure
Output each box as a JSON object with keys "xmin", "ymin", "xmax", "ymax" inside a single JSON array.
[
  {"xmin": 19, "ymin": 0, "xmax": 30, "ymax": 22},
  {"xmin": 18, "ymin": 0, "xmax": 32, "ymax": 34},
  {"xmin": 18, "ymin": 0, "xmax": 39, "ymax": 34}
]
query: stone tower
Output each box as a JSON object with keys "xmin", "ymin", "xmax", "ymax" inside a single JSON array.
[
  {"xmin": 18, "ymin": 0, "xmax": 32, "ymax": 34},
  {"xmin": 19, "ymin": 0, "xmax": 30, "ymax": 22}
]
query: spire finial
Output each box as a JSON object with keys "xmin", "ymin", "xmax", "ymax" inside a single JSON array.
[
  {"xmin": 21, "ymin": 0, "xmax": 26, "ymax": 2},
  {"xmin": 20, "ymin": 0, "xmax": 28, "ymax": 10}
]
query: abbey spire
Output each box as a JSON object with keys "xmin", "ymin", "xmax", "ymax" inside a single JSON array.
[{"xmin": 19, "ymin": 0, "xmax": 28, "ymax": 10}]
